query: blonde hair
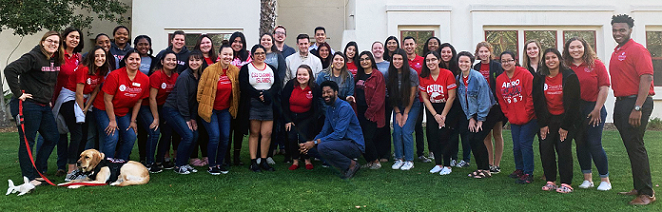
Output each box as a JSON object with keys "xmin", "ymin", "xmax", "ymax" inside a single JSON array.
[
  {"xmin": 522, "ymin": 40, "xmax": 542, "ymax": 71},
  {"xmin": 474, "ymin": 41, "xmax": 493, "ymax": 62},
  {"xmin": 39, "ymin": 31, "xmax": 65, "ymax": 65}
]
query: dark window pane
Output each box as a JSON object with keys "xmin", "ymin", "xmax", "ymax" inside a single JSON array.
[
  {"xmin": 563, "ymin": 31, "xmax": 597, "ymax": 51},
  {"xmin": 524, "ymin": 30, "xmax": 557, "ymax": 51},
  {"xmin": 168, "ymin": 33, "xmax": 232, "ymax": 53},
  {"xmin": 485, "ymin": 30, "xmax": 518, "ymax": 59},
  {"xmin": 647, "ymin": 31, "xmax": 662, "ymax": 86},
  {"xmin": 400, "ymin": 30, "xmax": 434, "ymax": 56}
]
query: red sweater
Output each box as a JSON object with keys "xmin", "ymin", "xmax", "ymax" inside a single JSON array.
[{"xmin": 496, "ymin": 66, "xmax": 535, "ymax": 125}]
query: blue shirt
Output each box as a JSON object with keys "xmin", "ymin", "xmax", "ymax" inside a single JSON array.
[
  {"xmin": 314, "ymin": 99, "xmax": 365, "ymax": 152},
  {"xmin": 140, "ymin": 56, "xmax": 152, "ymax": 75}
]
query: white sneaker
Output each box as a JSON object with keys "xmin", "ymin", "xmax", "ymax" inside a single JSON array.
[
  {"xmin": 578, "ymin": 180, "xmax": 594, "ymax": 189},
  {"xmin": 456, "ymin": 160, "xmax": 469, "ymax": 168},
  {"xmin": 429, "ymin": 165, "xmax": 443, "ymax": 173},
  {"xmin": 439, "ymin": 167, "xmax": 452, "ymax": 175},
  {"xmin": 391, "ymin": 160, "xmax": 404, "ymax": 169},
  {"xmin": 450, "ymin": 159, "xmax": 457, "ymax": 167},
  {"xmin": 400, "ymin": 161, "xmax": 414, "ymax": 170},
  {"xmin": 266, "ymin": 157, "xmax": 276, "ymax": 165},
  {"xmin": 597, "ymin": 182, "xmax": 612, "ymax": 191}
]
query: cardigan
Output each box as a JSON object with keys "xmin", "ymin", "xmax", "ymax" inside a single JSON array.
[
  {"xmin": 237, "ymin": 63, "xmax": 281, "ymax": 134},
  {"xmin": 197, "ymin": 63, "xmax": 240, "ymax": 122}
]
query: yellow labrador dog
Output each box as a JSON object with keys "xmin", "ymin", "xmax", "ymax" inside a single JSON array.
[{"xmin": 58, "ymin": 149, "xmax": 149, "ymax": 188}]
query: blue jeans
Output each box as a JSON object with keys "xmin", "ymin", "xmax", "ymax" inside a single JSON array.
[
  {"xmin": 156, "ymin": 106, "xmax": 176, "ymax": 163},
  {"xmin": 201, "ymin": 109, "xmax": 231, "ymax": 167},
  {"xmin": 162, "ymin": 106, "xmax": 198, "ymax": 167},
  {"xmin": 575, "ymin": 101, "xmax": 609, "ymax": 177},
  {"xmin": 137, "ymin": 105, "xmax": 161, "ymax": 164},
  {"xmin": 317, "ymin": 140, "xmax": 362, "ymax": 173},
  {"xmin": 11, "ymin": 99, "xmax": 59, "ymax": 180},
  {"xmin": 36, "ymin": 134, "xmax": 67, "ymax": 172},
  {"xmin": 392, "ymin": 101, "xmax": 421, "ymax": 161},
  {"xmin": 510, "ymin": 119, "xmax": 537, "ymax": 175},
  {"xmin": 94, "ymin": 108, "xmax": 136, "ymax": 161}
]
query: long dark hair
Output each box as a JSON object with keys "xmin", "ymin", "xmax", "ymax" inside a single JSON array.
[
  {"xmin": 315, "ymin": 42, "xmax": 332, "ymax": 68},
  {"xmin": 260, "ymin": 33, "xmax": 279, "ymax": 53},
  {"xmin": 194, "ymin": 34, "xmax": 217, "ymax": 63},
  {"xmin": 344, "ymin": 41, "xmax": 359, "ymax": 64},
  {"xmin": 384, "ymin": 36, "xmax": 400, "ymax": 61},
  {"xmin": 422, "ymin": 37, "xmax": 441, "ymax": 57},
  {"xmin": 153, "ymin": 50, "xmax": 178, "ymax": 73},
  {"xmin": 420, "ymin": 51, "xmax": 441, "ymax": 78},
  {"xmin": 540, "ymin": 48, "xmax": 568, "ymax": 76},
  {"xmin": 439, "ymin": 43, "xmax": 459, "ymax": 75},
  {"xmin": 82, "ymin": 46, "xmax": 110, "ymax": 76},
  {"xmin": 355, "ymin": 51, "xmax": 378, "ymax": 83},
  {"xmin": 185, "ymin": 50, "xmax": 208, "ymax": 74},
  {"xmin": 133, "ymin": 35, "xmax": 153, "ymax": 56},
  {"xmin": 62, "ymin": 27, "xmax": 84, "ymax": 53},
  {"xmin": 386, "ymin": 49, "xmax": 412, "ymax": 107},
  {"xmin": 229, "ymin": 31, "xmax": 249, "ymax": 61}
]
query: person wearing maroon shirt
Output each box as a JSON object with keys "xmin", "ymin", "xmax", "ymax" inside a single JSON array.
[
  {"xmin": 496, "ymin": 51, "xmax": 537, "ymax": 184},
  {"xmin": 282, "ymin": 65, "xmax": 321, "ymax": 170},
  {"xmin": 93, "ymin": 51, "xmax": 149, "ymax": 162},
  {"xmin": 419, "ymin": 51, "xmax": 457, "ymax": 176},
  {"xmin": 609, "ymin": 14, "xmax": 656, "ymax": 205},
  {"xmin": 402, "ymin": 36, "xmax": 430, "ymax": 163},
  {"xmin": 562, "ymin": 37, "xmax": 612, "ymax": 191},
  {"xmin": 473, "ymin": 41, "xmax": 505, "ymax": 174},
  {"xmin": 344, "ymin": 41, "xmax": 359, "ymax": 76},
  {"xmin": 533, "ymin": 48, "xmax": 581, "ymax": 193}
]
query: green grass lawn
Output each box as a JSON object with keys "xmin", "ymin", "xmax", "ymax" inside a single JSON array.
[{"xmin": 0, "ymin": 130, "xmax": 660, "ymax": 211}]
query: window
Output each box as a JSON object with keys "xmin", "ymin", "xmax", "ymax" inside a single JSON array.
[
  {"xmin": 400, "ymin": 30, "xmax": 434, "ymax": 56},
  {"xmin": 524, "ymin": 30, "xmax": 557, "ymax": 51},
  {"xmin": 647, "ymin": 30, "xmax": 662, "ymax": 86},
  {"xmin": 563, "ymin": 31, "xmax": 597, "ymax": 51},
  {"xmin": 485, "ymin": 30, "xmax": 518, "ymax": 59},
  {"xmin": 168, "ymin": 33, "xmax": 232, "ymax": 51}
]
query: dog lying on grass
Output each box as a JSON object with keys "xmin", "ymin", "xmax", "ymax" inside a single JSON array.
[
  {"xmin": 6, "ymin": 177, "xmax": 35, "ymax": 196},
  {"xmin": 58, "ymin": 149, "xmax": 149, "ymax": 188}
]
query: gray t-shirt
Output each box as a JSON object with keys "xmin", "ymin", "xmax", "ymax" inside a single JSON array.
[
  {"xmin": 385, "ymin": 68, "xmax": 419, "ymax": 98},
  {"xmin": 265, "ymin": 52, "xmax": 279, "ymax": 70},
  {"xmin": 140, "ymin": 56, "xmax": 152, "ymax": 75}
]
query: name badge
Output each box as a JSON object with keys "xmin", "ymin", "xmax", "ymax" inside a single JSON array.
[{"xmin": 132, "ymin": 82, "xmax": 141, "ymax": 87}]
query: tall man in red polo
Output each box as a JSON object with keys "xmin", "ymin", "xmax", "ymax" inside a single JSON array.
[{"xmin": 609, "ymin": 14, "xmax": 656, "ymax": 206}]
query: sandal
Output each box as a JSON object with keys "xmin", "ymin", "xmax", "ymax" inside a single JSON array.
[
  {"xmin": 542, "ymin": 182, "xmax": 558, "ymax": 191},
  {"xmin": 469, "ymin": 170, "xmax": 491, "ymax": 179},
  {"xmin": 556, "ymin": 184, "xmax": 574, "ymax": 193}
]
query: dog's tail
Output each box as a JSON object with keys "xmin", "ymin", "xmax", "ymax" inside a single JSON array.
[{"xmin": 6, "ymin": 179, "xmax": 17, "ymax": 195}]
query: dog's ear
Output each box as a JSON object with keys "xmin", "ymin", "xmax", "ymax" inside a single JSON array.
[{"xmin": 97, "ymin": 152, "xmax": 105, "ymax": 162}]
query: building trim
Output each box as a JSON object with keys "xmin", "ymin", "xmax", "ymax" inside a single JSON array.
[{"xmin": 470, "ymin": 5, "xmax": 614, "ymax": 12}]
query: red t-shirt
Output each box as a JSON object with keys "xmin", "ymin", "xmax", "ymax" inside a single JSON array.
[
  {"xmin": 418, "ymin": 68, "xmax": 457, "ymax": 103},
  {"xmin": 408, "ymin": 55, "xmax": 425, "ymax": 75},
  {"xmin": 204, "ymin": 57, "xmax": 214, "ymax": 65},
  {"xmin": 71, "ymin": 65, "xmax": 104, "ymax": 95},
  {"xmin": 144, "ymin": 70, "xmax": 178, "ymax": 106},
  {"xmin": 55, "ymin": 51, "xmax": 81, "ymax": 95},
  {"xmin": 544, "ymin": 74, "xmax": 564, "ymax": 115},
  {"xmin": 496, "ymin": 66, "xmax": 535, "ymax": 125},
  {"xmin": 289, "ymin": 85, "xmax": 313, "ymax": 113},
  {"xmin": 214, "ymin": 73, "xmax": 233, "ymax": 110},
  {"xmin": 570, "ymin": 60, "xmax": 610, "ymax": 102},
  {"xmin": 609, "ymin": 39, "xmax": 655, "ymax": 97},
  {"xmin": 347, "ymin": 61, "xmax": 357, "ymax": 76},
  {"xmin": 93, "ymin": 68, "xmax": 150, "ymax": 116},
  {"xmin": 479, "ymin": 63, "xmax": 490, "ymax": 85}
]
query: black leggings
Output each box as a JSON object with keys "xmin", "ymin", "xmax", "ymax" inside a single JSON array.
[
  {"xmin": 357, "ymin": 105, "xmax": 379, "ymax": 162},
  {"xmin": 59, "ymin": 100, "xmax": 84, "ymax": 164},
  {"xmin": 464, "ymin": 107, "xmax": 501, "ymax": 170},
  {"xmin": 425, "ymin": 103, "xmax": 455, "ymax": 166},
  {"xmin": 539, "ymin": 114, "xmax": 573, "ymax": 185},
  {"xmin": 375, "ymin": 98, "xmax": 392, "ymax": 160},
  {"xmin": 285, "ymin": 112, "xmax": 315, "ymax": 160}
]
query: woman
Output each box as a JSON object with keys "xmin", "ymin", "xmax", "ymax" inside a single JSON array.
[
  {"xmin": 384, "ymin": 36, "xmax": 400, "ymax": 62},
  {"xmin": 259, "ymin": 32, "xmax": 288, "ymax": 165},
  {"xmin": 316, "ymin": 52, "xmax": 355, "ymax": 101},
  {"xmin": 372, "ymin": 41, "xmax": 392, "ymax": 162},
  {"xmin": 315, "ymin": 42, "xmax": 332, "ymax": 69},
  {"xmin": 93, "ymin": 50, "xmax": 149, "ymax": 162},
  {"xmin": 473, "ymin": 41, "xmax": 505, "ymax": 174},
  {"xmin": 229, "ymin": 31, "xmax": 252, "ymax": 68},
  {"xmin": 5, "ymin": 31, "xmax": 63, "ymax": 186},
  {"xmin": 239, "ymin": 45, "xmax": 281, "ymax": 172},
  {"xmin": 387, "ymin": 49, "xmax": 420, "ymax": 171},
  {"xmin": 162, "ymin": 50, "xmax": 207, "ymax": 174},
  {"xmin": 282, "ymin": 65, "xmax": 321, "ymax": 170},
  {"xmin": 522, "ymin": 40, "xmax": 543, "ymax": 75},
  {"xmin": 132, "ymin": 35, "xmax": 160, "ymax": 165},
  {"xmin": 195, "ymin": 34, "xmax": 217, "ymax": 65},
  {"xmin": 533, "ymin": 48, "xmax": 581, "ymax": 193},
  {"xmin": 197, "ymin": 44, "xmax": 240, "ymax": 175},
  {"xmin": 344, "ymin": 41, "xmax": 359, "ymax": 76},
  {"xmin": 351, "ymin": 51, "xmax": 385, "ymax": 169},
  {"xmin": 456, "ymin": 51, "xmax": 502, "ymax": 179},
  {"xmin": 93, "ymin": 33, "xmax": 118, "ymax": 71},
  {"xmin": 419, "ymin": 51, "xmax": 457, "ymax": 175},
  {"xmin": 422, "ymin": 37, "xmax": 442, "ymax": 56},
  {"xmin": 495, "ymin": 51, "xmax": 537, "ymax": 184},
  {"xmin": 440, "ymin": 43, "xmax": 468, "ymax": 167},
  {"xmin": 563, "ymin": 37, "xmax": 612, "ymax": 191},
  {"xmin": 110, "ymin": 26, "xmax": 133, "ymax": 65}
]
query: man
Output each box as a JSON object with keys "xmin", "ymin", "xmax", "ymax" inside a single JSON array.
[
  {"xmin": 156, "ymin": 30, "xmax": 190, "ymax": 73},
  {"xmin": 402, "ymin": 36, "xmax": 431, "ymax": 163},
  {"xmin": 300, "ymin": 81, "xmax": 364, "ymax": 179},
  {"xmin": 309, "ymin": 26, "xmax": 335, "ymax": 56},
  {"xmin": 609, "ymin": 14, "xmax": 656, "ymax": 206},
  {"xmin": 274, "ymin": 26, "xmax": 296, "ymax": 58},
  {"xmin": 285, "ymin": 34, "xmax": 323, "ymax": 82}
]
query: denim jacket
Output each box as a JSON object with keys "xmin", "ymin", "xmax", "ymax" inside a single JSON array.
[
  {"xmin": 316, "ymin": 68, "xmax": 354, "ymax": 100},
  {"xmin": 456, "ymin": 69, "xmax": 496, "ymax": 121}
]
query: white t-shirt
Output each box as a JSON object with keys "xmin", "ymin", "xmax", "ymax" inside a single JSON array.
[{"xmin": 248, "ymin": 63, "xmax": 275, "ymax": 90}]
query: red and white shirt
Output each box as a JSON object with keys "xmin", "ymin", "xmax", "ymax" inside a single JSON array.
[
  {"xmin": 544, "ymin": 74, "xmax": 564, "ymax": 115},
  {"xmin": 145, "ymin": 69, "xmax": 178, "ymax": 106},
  {"xmin": 419, "ymin": 68, "xmax": 457, "ymax": 103},
  {"xmin": 289, "ymin": 85, "xmax": 313, "ymax": 113},
  {"xmin": 93, "ymin": 68, "xmax": 150, "ymax": 116},
  {"xmin": 214, "ymin": 72, "xmax": 233, "ymax": 110},
  {"xmin": 479, "ymin": 63, "xmax": 490, "ymax": 85},
  {"xmin": 71, "ymin": 65, "xmax": 104, "ymax": 95},
  {"xmin": 609, "ymin": 39, "xmax": 655, "ymax": 97}
]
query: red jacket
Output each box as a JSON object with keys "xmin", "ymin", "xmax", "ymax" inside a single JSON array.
[
  {"xmin": 352, "ymin": 70, "xmax": 386, "ymax": 128},
  {"xmin": 496, "ymin": 66, "xmax": 535, "ymax": 125}
]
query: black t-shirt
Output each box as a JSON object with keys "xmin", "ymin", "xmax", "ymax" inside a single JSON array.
[{"xmin": 356, "ymin": 73, "xmax": 371, "ymax": 107}]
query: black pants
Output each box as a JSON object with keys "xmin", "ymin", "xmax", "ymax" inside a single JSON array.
[
  {"xmin": 285, "ymin": 112, "xmax": 314, "ymax": 160},
  {"xmin": 59, "ymin": 100, "xmax": 84, "ymax": 165},
  {"xmin": 190, "ymin": 117, "xmax": 209, "ymax": 159},
  {"xmin": 451, "ymin": 101, "xmax": 470, "ymax": 161},
  {"xmin": 464, "ymin": 107, "xmax": 501, "ymax": 170},
  {"xmin": 614, "ymin": 97, "xmax": 654, "ymax": 196},
  {"xmin": 425, "ymin": 103, "xmax": 454, "ymax": 166},
  {"xmin": 374, "ymin": 98, "xmax": 392, "ymax": 160},
  {"xmin": 226, "ymin": 118, "xmax": 245, "ymax": 164},
  {"xmin": 539, "ymin": 115, "xmax": 573, "ymax": 185},
  {"xmin": 358, "ymin": 105, "xmax": 379, "ymax": 162},
  {"xmin": 415, "ymin": 101, "xmax": 425, "ymax": 156}
]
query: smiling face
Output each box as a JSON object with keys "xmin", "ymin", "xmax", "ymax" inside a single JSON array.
[
  {"xmin": 315, "ymin": 29, "xmax": 326, "ymax": 44},
  {"xmin": 500, "ymin": 54, "xmax": 515, "ymax": 72},
  {"xmin": 322, "ymin": 86, "xmax": 338, "ymax": 105},
  {"xmin": 65, "ymin": 31, "xmax": 80, "ymax": 51},
  {"xmin": 612, "ymin": 23, "xmax": 632, "ymax": 45},
  {"xmin": 162, "ymin": 53, "xmax": 178, "ymax": 71},
  {"xmin": 188, "ymin": 56, "xmax": 203, "ymax": 70},
  {"xmin": 458, "ymin": 55, "xmax": 472, "ymax": 72},
  {"xmin": 386, "ymin": 39, "xmax": 398, "ymax": 52},
  {"xmin": 260, "ymin": 35, "xmax": 273, "ymax": 50},
  {"xmin": 200, "ymin": 37, "xmax": 212, "ymax": 54},
  {"xmin": 392, "ymin": 54, "xmax": 404, "ymax": 69},
  {"xmin": 568, "ymin": 40, "xmax": 584, "ymax": 61},
  {"xmin": 477, "ymin": 46, "xmax": 491, "ymax": 62},
  {"xmin": 332, "ymin": 54, "xmax": 345, "ymax": 70},
  {"xmin": 318, "ymin": 46, "xmax": 330, "ymax": 59},
  {"xmin": 219, "ymin": 47, "xmax": 233, "ymax": 66},
  {"xmin": 172, "ymin": 34, "xmax": 186, "ymax": 50},
  {"xmin": 96, "ymin": 35, "xmax": 111, "ymax": 52},
  {"xmin": 427, "ymin": 39, "xmax": 439, "ymax": 52},
  {"xmin": 372, "ymin": 43, "xmax": 384, "ymax": 59},
  {"xmin": 41, "ymin": 35, "xmax": 60, "ymax": 54},
  {"xmin": 274, "ymin": 28, "xmax": 286, "ymax": 42},
  {"xmin": 297, "ymin": 38, "xmax": 310, "ymax": 54},
  {"xmin": 441, "ymin": 47, "xmax": 453, "ymax": 62},
  {"xmin": 135, "ymin": 38, "xmax": 150, "ymax": 55},
  {"xmin": 359, "ymin": 54, "xmax": 372, "ymax": 69},
  {"xmin": 296, "ymin": 67, "xmax": 310, "ymax": 85},
  {"xmin": 526, "ymin": 42, "xmax": 539, "ymax": 59},
  {"xmin": 425, "ymin": 53, "xmax": 439, "ymax": 71},
  {"xmin": 232, "ymin": 37, "xmax": 243, "ymax": 52},
  {"xmin": 403, "ymin": 39, "xmax": 416, "ymax": 55},
  {"xmin": 125, "ymin": 53, "xmax": 141, "ymax": 71},
  {"xmin": 345, "ymin": 46, "xmax": 356, "ymax": 59},
  {"xmin": 544, "ymin": 52, "xmax": 560, "ymax": 70},
  {"xmin": 252, "ymin": 47, "xmax": 266, "ymax": 63},
  {"xmin": 94, "ymin": 49, "xmax": 106, "ymax": 68},
  {"xmin": 114, "ymin": 28, "xmax": 129, "ymax": 46}
]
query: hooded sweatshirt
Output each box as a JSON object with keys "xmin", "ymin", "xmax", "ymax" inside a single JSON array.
[
  {"xmin": 156, "ymin": 46, "xmax": 191, "ymax": 73},
  {"xmin": 4, "ymin": 45, "xmax": 60, "ymax": 105},
  {"xmin": 496, "ymin": 66, "xmax": 535, "ymax": 125}
]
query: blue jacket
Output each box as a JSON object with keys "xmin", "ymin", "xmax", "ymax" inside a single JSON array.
[
  {"xmin": 456, "ymin": 69, "xmax": 496, "ymax": 121},
  {"xmin": 316, "ymin": 68, "xmax": 354, "ymax": 100},
  {"xmin": 314, "ymin": 98, "xmax": 365, "ymax": 152}
]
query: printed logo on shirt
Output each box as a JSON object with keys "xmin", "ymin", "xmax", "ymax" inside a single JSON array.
[
  {"xmin": 306, "ymin": 91, "xmax": 313, "ymax": 99},
  {"xmin": 41, "ymin": 63, "xmax": 60, "ymax": 72},
  {"xmin": 87, "ymin": 78, "xmax": 92, "ymax": 85},
  {"xmin": 413, "ymin": 62, "xmax": 422, "ymax": 70},
  {"xmin": 119, "ymin": 84, "xmax": 127, "ymax": 92},
  {"xmin": 178, "ymin": 60, "xmax": 186, "ymax": 66},
  {"xmin": 500, "ymin": 79, "xmax": 523, "ymax": 104},
  {"xmin": 251, "ymin": 72, "xmax": 273, "ymax": 84},
  {"xmin": 583, "ymin": 66, "xmax": 593, "ymax": 72},
  {"xmin": 87, "ymin": 77, "xmax": 100, "ymax": 86},
  {"xmin": 219, "ymin": 76, "xmax": 231, "ymax": 85},
  {"xmin": 544, "ymin": 83, "xmax": 563, "ymax": 95},
  {"xmin": 618, "ymin": 52, "xmax": 626, "ymax": 61},
  {"xmin": 161, "ymin": 82, "xmax": 167, "ymax": 89},
  {"xmin": 356, "ymin": 80, "xmax": 366, "ymax": 90},
  {"xmin": 426, "ymin": 84, "xmax": 447, "ymax": 103},
  {"xmin": 123, "ymin": 86, "xmax": 144, "ymax": 98}
]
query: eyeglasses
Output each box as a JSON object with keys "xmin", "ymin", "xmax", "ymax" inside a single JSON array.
[
  {"xmin": 253, "ymin": 52, "xmax": 266, "ymax": 55},
  {"xmin": 44, "ymin": 39, "xmax": 58, "ymax": 44},
  {"xmin": 274, "ymin": 32, "xmax": 286, "ymax": 35},
  {"xmin": 501, "ymin": 59, "xmax": 515, "ymax": 63}
]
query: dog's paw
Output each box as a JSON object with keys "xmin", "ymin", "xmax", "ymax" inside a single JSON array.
[
  {"xmin": 109, "ymin": 182, "xmax": 119, "ymax": 186},
  {"xmin": 67, "ymin": 185, "xmax": 82, "ymax": 189}
]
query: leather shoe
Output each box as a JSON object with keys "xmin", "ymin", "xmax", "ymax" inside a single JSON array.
[
  {"xmin": 629, "ymin": 194, "xmax": 656, "ymax": 205},
  {"xmin": 343, "ymin": 160, "xmax": 360, "ymax": 179},
  {"xmin": 618, "ymin": 189, "xmax": 638, "ymax": 196}
]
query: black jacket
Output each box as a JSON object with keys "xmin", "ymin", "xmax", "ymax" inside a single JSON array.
[
  {"xmin": 532, "ymin": 68, "xmax": 582, "ymax": 133},
  {"xmin": 163, "ymin": 68, "xmax": 200, "ymax": 120},
  {"xmin": 156, "ymin": 46, "xmax": 190, "ymax": 73},
  {"xmin": 237, "ymin": 64, "xmax": 281, "ymax": 133},
  {"xmin": 4, "ymin": 45, "xmax": 60, "ymax": 105},
  {"xmin": 280, "ymin": 79, "xmax": 322, "ymax": 123}
]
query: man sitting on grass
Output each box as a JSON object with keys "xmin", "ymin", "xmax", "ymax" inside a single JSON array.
[{"xmin": 299, "ymin": 81, "xmax": 364, "ymax": 179}]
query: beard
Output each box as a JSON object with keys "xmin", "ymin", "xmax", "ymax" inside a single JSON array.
[{"xmin": 324, "ymin": 95, "xmax": 336, "ymax": 105}]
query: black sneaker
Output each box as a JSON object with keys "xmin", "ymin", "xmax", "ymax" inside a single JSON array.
[
  {"xmin": 260, "ymin": 159, "xmax": 275, "ymax": 172},
  {"xmin": 208, "ymin": 167, "xmax": 221, "ymax": 175},
  {"xmin": 148, "ymin": 164, "xmax": 163, "ymax": 174},
  {"xmin": 219, "ymin": 165, "xmax": 229, "ymax": 174},
  {"xmin": 343, "ymin": 161, "xmax": 360, "ymax": 179},
  {"xmin": 162, "ymin": 161, "xmax": 175, "ymax": 170},
  {"xmin": 508, "ymin": 169, "xmax": 523, "ymax": 178},
  {"xmin": 250, "ymin": 160, "xmax": 262, "ymax": 172},
  {"xmin": 516, "ymin": 174, "xmax": 533, "ymax": 184},
  {"xmin": 489, "ymin": 166, "xmax": 501, "ymax": 174}
]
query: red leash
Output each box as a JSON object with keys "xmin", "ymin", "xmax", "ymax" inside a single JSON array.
[{"xmin": 18, "ymin": 97, "xmax": 55, "ymax": 186}]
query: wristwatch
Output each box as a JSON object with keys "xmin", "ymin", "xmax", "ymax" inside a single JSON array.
[
  {"xmin": 634, "ymin": 105, "xmax": 642, "ymax": 111},
  {"xmin": 314, "ymin": 139, "xmax": 319, "ymax": 145}
]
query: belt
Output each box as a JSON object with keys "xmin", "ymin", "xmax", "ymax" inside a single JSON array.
[{"xmin": 615, "ymin": 95, "xmax": 653, "ymax": 101}]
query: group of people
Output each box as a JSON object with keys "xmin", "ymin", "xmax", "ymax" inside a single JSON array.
[{"xmin": 4, "ymin": 14, "xmax": 655, "ymax": 205}]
